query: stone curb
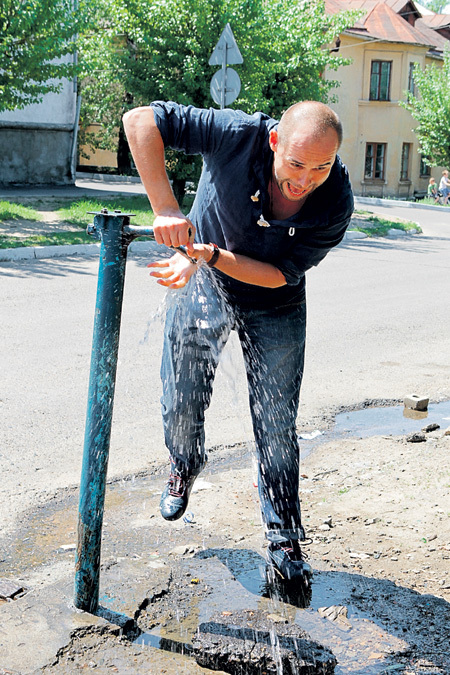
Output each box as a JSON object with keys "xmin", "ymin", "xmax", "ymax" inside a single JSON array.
[
  {"xmin": 354, "ymin": 196, "xmax": 449, "ymax": 213},
  {"xmin": 0, "ymin": 229, "xmax": 420, "ymax": 262},
  {"xmin": 343, "ymin": 227, "xmax": 420, "ymax": 241},
  {"xmin": 75, "ymin": 171, "xmax": 143, "ymax": 184},
  {"xmin": 0, "ymin": 243, "xmax": 100, "ymax": 262},
  {"xmin": 0, "ymin": 240, "xmax": 159, "ymax": 263}
]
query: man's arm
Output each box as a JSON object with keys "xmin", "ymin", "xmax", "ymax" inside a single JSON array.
[
  {"xmin": 149, "ymin": 245, "xmax": 286, "ymax": 289},
  {"xmin": 123, "ymin": 106, "xmax": 193, "ymax": 248},
  {"xmin": 123, "ymin": 105, "xmax": 287, "ymax": 289}
]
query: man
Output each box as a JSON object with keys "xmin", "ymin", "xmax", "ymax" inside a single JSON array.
[{"xmin": 123, "ymin": 100, "xmax": 353, "ymax": 585}]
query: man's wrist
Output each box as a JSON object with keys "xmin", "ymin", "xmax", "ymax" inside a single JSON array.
[{"xmin": 207, "ymin": 243, "xmax": 220, "ymax": 268}]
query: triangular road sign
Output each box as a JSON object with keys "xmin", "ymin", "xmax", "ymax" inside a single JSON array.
[{"xmin": 208, "ymin": 23, "xmax": 243, "ymax": 66}]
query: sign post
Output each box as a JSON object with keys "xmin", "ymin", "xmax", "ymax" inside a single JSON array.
[{"xmin": 209, "ymin": 23, "xmax": 243, "ymax": 109}]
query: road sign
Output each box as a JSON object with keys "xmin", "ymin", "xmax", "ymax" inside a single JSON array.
[
  {"xmin": 208, "ymin": 23, "xmax": 243, "ymax": 66},
  {"xmin": 210, "ymin": 68, "xmax": 241, "ymax": 108},
  {"xmin": 209, "ymin": 23, "xmax": 243, "ymax": 109}
]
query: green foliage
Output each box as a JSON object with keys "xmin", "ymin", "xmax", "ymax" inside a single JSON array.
[
  {"xmin": 78, "ymin": 0, "xmax": 360, "ymax": 184},
  {"xmin": 0, "ymin": 0, "xmax": 95, "ymax": 111},
  {"xmin": 351, "ymin": 210, "xmax": 422, "ymax": 236},
  {"xmin": 108, "ymin": 0, "xmax": 359, "ymax": 115},
  {"xmin": 401, "ymin": 50, "xmax": 450, "ymax": 168},
  {"xmin": 422, "ymin": 0, "xmax": 448, "ymax": 12}
]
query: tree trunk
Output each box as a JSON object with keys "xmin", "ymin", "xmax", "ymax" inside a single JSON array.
[
  {"xmin": 117, "ymin": 125, "xmax": 132, "ymax": 175},
  {"xmin": 172, "ymin": 177, "xmax": 186, "ymax": 207}
]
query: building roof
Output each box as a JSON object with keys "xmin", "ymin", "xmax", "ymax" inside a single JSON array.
[
  {"xmin": 325, "ymin": 0, "xmax": 442, "ymax": 49},
  {"xmin": 383, "ymin": 0, "xmax": 422, "ymax": 23},
  {"xmin": 419, "ymin": 13, "xmax": 450, "ymax": 29},
  {"xmin": 415, "ymin": 18, "xmax": 450, "ymax": 50}
]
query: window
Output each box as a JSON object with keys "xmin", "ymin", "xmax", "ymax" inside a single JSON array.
[
  {"xmin": 400, "ymin": 143, "xmax": 412, "ymax": 181},
  {"xmin": 408, "ymin": 62, "xmax": 416, "ymax": 95},
  {"xmin": 420, "ymin": 155, "xmax": 431, "ymax": 177},
  {"xmin": 370, "ymin": 61, "xmax": 392, "ymax": 101},
  {"xmin": 365, "ymin": 143, "xmax": 386, "ymax": 180}
]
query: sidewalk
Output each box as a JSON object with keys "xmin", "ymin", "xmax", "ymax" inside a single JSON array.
[{"xmin": 0, "ymin": 172, "xmax": 148, "ymax": 200}]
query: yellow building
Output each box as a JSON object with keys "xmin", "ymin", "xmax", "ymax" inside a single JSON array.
[
  {"xmin": 78, "ymin": 123, "xmax": 119, "ymax": 170},
  {"xmin": 326, "ymin": 0, "xmax": 449, "ymax": 198}
]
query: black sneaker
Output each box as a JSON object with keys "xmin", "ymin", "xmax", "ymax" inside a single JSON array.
[
  {"xmin": 160, "ymin": 469, "xmax": 199, "ymax": 521},
  {"xmin": 267, "ymin": 540, "xmax": 313, "ymax": 583}
]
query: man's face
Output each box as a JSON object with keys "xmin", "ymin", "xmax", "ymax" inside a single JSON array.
[{"xmin": 269, "ymin": 125, "xmax": 339, "ymax": 202}]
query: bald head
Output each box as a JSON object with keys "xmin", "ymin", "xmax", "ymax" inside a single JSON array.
[{"xmin": 277, "ymin": 101, "xmax": 343, "ymax": 148}]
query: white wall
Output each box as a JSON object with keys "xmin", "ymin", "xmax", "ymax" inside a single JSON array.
[{"xmin": 0, "ymin": 76, "xmax": 76, "ymax": 127}]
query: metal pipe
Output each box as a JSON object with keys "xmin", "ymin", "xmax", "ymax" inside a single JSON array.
[
  {"xmin": 74, "ymin": 210, "xmax": 196, "ymax": 613},
  {"xmin": 74, "ymin": 210, "xmax": 142, "ymax": 613}
]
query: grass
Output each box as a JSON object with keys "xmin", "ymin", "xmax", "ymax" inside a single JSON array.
[
  {"xmin": 0, "ymin": 196, "xmax": 156, "ymax": 249},
  {"xmin": 0, "ymin": 232, "xmax": 93, "ymax": 249},
  {"xmin": 0, "ymin": 201, "xmax": 41, "ymax": 222},
  {"xmin": 56, "ymin": 196, "xmax": 155, "ymax": 227},
  {"xmin": 418, "ymin": 196, "xmax": 449, "ymax": 207},
  {"xmin": 351, "ymin": 210, "xmax": 422, "ymax": 236}
]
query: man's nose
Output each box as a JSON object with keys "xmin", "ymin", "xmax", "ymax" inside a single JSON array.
[{"xmin": 295, "ymin": 168, "xmax": 311, "ymax": 187}]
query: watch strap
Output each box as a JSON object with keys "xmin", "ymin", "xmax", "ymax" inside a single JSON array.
[{"xmin": 207, "ymin": 242, "xmax": 220, "ymax": 268}]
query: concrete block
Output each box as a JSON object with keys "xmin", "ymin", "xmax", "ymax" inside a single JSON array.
[
  {"xmin": 388, "ymin": 228, "xmax": 407, "ymax": 237},
  {"xmin": 192, "ymin": 609, "xmax": 337, "ymax": 674},
  {"xmin": 0, "ymin": 246, "xmax": 35, "ymax": 262},
  {"xmin": 404, "ymin": 394, "xmax": 429, "ymax": 411},
  {"xmin": 344, "ymin": 230, "xmax": 367, "ymax": 240}
]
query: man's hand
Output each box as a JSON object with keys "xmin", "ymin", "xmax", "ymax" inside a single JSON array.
[
  {"xmin": 153, "ymin": 213, "xmax": 195, "ymax": 252},
  {"xmin": 148, "ymin": 252, "xmax": 198, "ymax": 289}
]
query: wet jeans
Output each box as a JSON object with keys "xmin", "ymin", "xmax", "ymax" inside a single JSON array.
[{"xmin": 160, "ymin": 270, "xmax": 306, "ymax": 544}]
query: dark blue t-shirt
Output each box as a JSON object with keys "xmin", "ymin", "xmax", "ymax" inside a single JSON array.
[{"xmin": 151, "ymin": 101, "xmax": 354, "ymax": 309}]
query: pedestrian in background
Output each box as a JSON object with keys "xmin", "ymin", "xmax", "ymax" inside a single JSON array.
[
  {"xmin": 428, "ymin": 177, "xmax": 440, "ymax": 204},
  {"xmin": 439, "ymin": 170, "xmax": 450, "ymax": 205}
]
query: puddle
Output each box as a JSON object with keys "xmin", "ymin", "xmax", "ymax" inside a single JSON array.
[
  {"xmin": 298, "ymin": 400, "xmax": 450, "ymax": 456},
  {"xmin": 332, "ymin": 400, "xmax": 450, "ymax": 439},
  {"xmin": 130, "ymin": 551, "xmax": 411, "ymax": 675}
]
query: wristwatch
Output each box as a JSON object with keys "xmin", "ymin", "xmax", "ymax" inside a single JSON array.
[{"xmin": 207, "ymin": 242, "xmax": 220, "ymax": 268}]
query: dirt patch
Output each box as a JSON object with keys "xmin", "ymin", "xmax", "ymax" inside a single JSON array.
[
  {"xmin": 301, "ymin": 430, "xmax": 450, "ymax": 602},
  {"xmin": 0, "ymin": 212, "xmax": 81, "ymax": 239}
]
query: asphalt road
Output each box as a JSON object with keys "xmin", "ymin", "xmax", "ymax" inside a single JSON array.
[{"xmin": 1, "ymin": 199, "xmax": 449, "ymax": 535}]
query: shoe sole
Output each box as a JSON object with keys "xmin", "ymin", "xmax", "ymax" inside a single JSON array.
[{"xmin": 266, "ymin": 555, "xmax": 313, "ymax": 585}]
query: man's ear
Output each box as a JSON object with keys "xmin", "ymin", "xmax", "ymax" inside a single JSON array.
[{"xmin": 269, "ymin": 129, "xmax": 278, "ymax": 152}]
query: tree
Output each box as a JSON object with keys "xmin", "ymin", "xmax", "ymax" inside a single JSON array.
[
  {"xmin": 421, "ymin": 0, "xmax": 448, "ymax": 13},
  {"xmin": 0, "ymin": 0, "xmax": 93, "ymax": 112},
  {"xmin": 77, "ymin": 2, "xmax": 133, "ymax": 172},
  {"xmin": 401, "ymin": 49, "xmax": 450, "ymax": 167},
  {"xmin": 79, "ymin": 0, "xmax": 361, "ymax": 198}
]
